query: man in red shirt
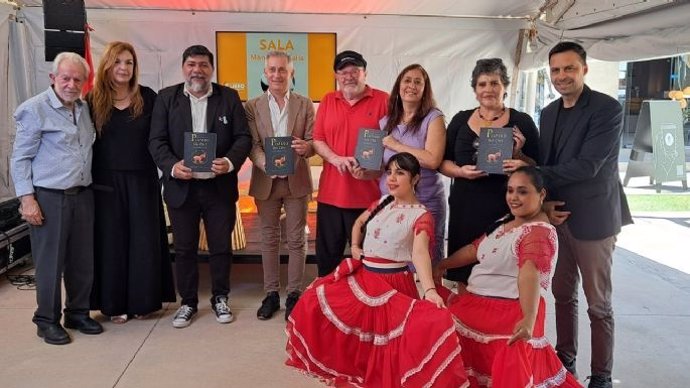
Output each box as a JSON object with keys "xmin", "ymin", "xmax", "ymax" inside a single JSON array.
[{"xmin": 313, "ymin": 50, "xmax": 388, "ymax": 276}]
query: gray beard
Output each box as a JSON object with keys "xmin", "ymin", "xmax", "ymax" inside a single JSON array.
[{"xmin": 186, "ymin": 80, "xmax": 210, "ymax": 94}]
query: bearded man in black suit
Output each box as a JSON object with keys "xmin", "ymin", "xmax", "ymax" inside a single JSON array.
[{"xmin": 149, "ymin": 45, "xmax": 251, "ymax": 329}]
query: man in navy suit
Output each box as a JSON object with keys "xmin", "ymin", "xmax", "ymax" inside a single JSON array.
[
  {"xmin": 149, "ymin": 45, "xmax": 252, "ymax": 328},
  {"xmin": 538, "ymin": 41, "xmax": 632, "ymax": 388}
]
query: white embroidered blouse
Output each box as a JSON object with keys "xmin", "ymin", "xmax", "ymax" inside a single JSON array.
[
  {"xmin": 362, "ymin": 197, "xmax": 435, "ymax": 262},
  {"xmin": 466, "ymin": 221, "xmax": 558, "ymax": 299}
]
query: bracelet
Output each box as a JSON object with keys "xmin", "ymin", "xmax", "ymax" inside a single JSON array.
[{"xmin": 423, "ymin": 287, "xmax": 436, "ymax": 298}]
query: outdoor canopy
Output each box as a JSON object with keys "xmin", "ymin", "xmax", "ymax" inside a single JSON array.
[{"xmin": 1, "ymin": 0, "xmax": 689, "ymax": 199}]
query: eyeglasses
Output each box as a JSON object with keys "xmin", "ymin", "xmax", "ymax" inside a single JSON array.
[{"xmin": 336, "ymin": 68, "xmax": 362, "ymax": 78}]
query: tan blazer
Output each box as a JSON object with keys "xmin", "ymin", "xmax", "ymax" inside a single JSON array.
[{"xmin": 245, "ymin": 92, "xmax": 315, "ymax": 200}]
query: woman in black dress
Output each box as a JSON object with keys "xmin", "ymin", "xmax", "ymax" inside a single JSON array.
[
  {"xmin": 88, "ymin": 41, "xmax": 175, "ymax": 323},
  {"xmin": 440, "ymin": 58, "xmax": 539, "ymax": 285}
]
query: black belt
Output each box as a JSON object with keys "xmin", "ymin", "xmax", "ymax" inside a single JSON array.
[
  {"xmin": 36, "ymin": 186, "xmax": 89, "ymax": 195},
  {"xmin": 362, "ymin": 263, "xmax": 409, "ymax": 274}
]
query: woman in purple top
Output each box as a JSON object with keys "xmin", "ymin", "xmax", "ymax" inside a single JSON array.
[{"xmin": 379, "ymin": 64, "xmax": 447, "ymax": 265}]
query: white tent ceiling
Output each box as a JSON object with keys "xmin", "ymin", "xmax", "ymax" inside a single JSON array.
[
  {"xmin": 9, "ymin": 0, "xmax": 689, "ymax": 63},
  {"xmin": 7, "ymin": 0, "xmax": 678, "ymax": 24},
  {"xmin": 10, "ymin": 1, "xmax": 549, "ymax": 18}
]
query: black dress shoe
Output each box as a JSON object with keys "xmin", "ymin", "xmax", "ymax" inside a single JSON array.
[
  {"xmin": 64, "ymin": 316, "xmax": 104, "ymax": 335},
  {"xmin": 257, "ymin": 291, "xmax": 280, "ymax": 320},
  {"xmin": 36, "ymin": 323, "xmax": 71, "ymax": 345},
  {"xmin": 285, "ymin": 291, "xmax": 301, "ymax": 321},
  {"xmin": 587, "ymin": 375, "xmax": 612, "ymax": 388}
]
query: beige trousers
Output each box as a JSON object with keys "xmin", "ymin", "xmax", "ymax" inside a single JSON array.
[{"xmin": 255, "ymin": 178, "xmax": 308, "ymax": 294}]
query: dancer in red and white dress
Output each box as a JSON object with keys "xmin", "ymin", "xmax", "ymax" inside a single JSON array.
[
  {"xmin": 286, "ymin": 152, "xmax": 468, "ymax": 387},
  {"xmin": 435, "ymin": 166, "xmax": 582, "ymax": 388}
]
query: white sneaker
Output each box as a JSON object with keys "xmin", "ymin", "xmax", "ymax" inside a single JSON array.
[
  {"xmin": 172, "ymin": 305, "xmax": 196, "ymax": 328},
  {"xmin": 212, "ymin": 296, "xmax": 234, "ymax": 324}
]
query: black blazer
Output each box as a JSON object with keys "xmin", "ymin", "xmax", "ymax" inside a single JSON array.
[
  {"xmin": 149, "ymin": 82, "xmax": 252, "ymax": 208},
  {"xmin": 539, "ymin": 85, "xmax": 632, "ymax": 240}
]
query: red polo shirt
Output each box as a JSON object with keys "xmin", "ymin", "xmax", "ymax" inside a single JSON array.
[{"xmin": 313, "ymin": 86, "xmax": 389, "ymax": 208}]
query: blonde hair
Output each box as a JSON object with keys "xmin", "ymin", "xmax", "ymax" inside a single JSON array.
[{"xmin": 90, "ymin": 41, "xmax": 144, "ymax": 135}]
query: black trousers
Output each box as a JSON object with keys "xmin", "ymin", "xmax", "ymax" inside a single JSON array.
[
  {"xmin": 167, "ymin": 180, "xmax": 235, "ymax": 308},
  {"xmin": 31, "ymin": 187, "xmax": 94, "ymax": 324},
  {"xmin": 315, "ymin": 202, "xmax": 365, "ymax": 277}
]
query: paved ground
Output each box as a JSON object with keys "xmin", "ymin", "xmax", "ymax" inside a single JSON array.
[{"xmin": 0, "ymin": 164, "xmax": 688, "ymax": 387}]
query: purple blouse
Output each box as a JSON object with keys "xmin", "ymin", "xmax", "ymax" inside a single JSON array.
[{"xmin": 379, "ymin": 108, "xmax": 445, "ymax": 203}]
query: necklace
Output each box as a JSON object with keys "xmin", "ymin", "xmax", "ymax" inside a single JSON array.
[
  {"xmin": 476, "ymin": 106, "xmax": 505, "ymax": 125},
  {"xmin": 401, "ymin": 112, "xmax": 415, "ymax": 126},
  {"xmin": 113, "ymin": 91, "xmax": 131, "ymax": 101}
]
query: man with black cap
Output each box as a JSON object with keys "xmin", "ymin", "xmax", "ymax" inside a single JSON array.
[{"xmin": 312, "ymin": 50, "xmax": 388, "ymax": 277}]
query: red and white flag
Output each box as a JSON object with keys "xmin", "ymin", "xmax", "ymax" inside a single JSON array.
[{"xmin": 82, "ymin": 23, "xmax": 95, "ymax": 96}]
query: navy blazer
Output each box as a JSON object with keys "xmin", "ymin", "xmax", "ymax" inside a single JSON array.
[
  {"xmin": 539, "ymin": 85, "xmax": 632, "ymax": 240},
  {"xmin": 149, "ymin": 82, "xmax": 252, "ymax": 208}
]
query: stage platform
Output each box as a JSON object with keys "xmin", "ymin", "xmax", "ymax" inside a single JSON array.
[{"xmin": 173, "ymin": 212, "xmax": 333, "ymax": 264}]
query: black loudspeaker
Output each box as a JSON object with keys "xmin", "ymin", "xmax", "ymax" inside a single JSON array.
[
  {"xmin": 43, "ymin": 0, "xmax": 86, "ymax": 31},
  {"xmin": 43, "ymin": 0, "xmax": 87, "ymax": 61},
  {"xmin": 45, "ymin": 30, "xmax": 85, "ymax": 61}
]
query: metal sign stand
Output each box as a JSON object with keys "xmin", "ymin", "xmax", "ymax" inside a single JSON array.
[{"xmin": 623, "ymin": 100, "xmax": 688, "ymax": 193}]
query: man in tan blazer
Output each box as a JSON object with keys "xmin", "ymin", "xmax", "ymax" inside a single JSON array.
[{"xmin": 246, "ymin": 50, "xmax": 315, "ymax": 321}]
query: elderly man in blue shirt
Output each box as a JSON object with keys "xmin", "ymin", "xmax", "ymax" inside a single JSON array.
[{"xmin": 11, "ymin": 52, "xmax": 103, "ymax": 345}]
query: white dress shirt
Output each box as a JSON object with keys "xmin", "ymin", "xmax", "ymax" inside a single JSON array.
[
  {"xmin": 179, "ymin": 85, "xmax": 233, "ymax": 179},
  {"xmin": 267, "ymin": 90, "xmax": 290, "ymax": 137}
]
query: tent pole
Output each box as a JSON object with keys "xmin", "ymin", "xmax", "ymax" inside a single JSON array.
[{"xmin": 509, "ymin": 29, "xmax": 526, "ymax": 108}]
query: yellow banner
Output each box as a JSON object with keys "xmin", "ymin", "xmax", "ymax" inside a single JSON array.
[{"xmin": 216, "ymin": 32, "xmax": 336, "ymax": 102}]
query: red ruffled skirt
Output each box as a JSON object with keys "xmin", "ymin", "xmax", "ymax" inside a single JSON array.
[
  {"xmin": 286, "ymin": 258, "xmax": 469, "ymax": 387},
  {"xmin": 437, "ymin": 288, "xmax": 582, "ymax": 388}
]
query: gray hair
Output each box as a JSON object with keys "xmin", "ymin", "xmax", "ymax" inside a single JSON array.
[
  {"xmin": 52, "ymin": 52, "xmax": 90, "ymax": 78},
  {"xmin": 264, "ymin": 50, "xmax": 293, "ymax": 69},
  {"xmin": 470, "ymin": 58, "xmax": 509, "ymax": 89}
]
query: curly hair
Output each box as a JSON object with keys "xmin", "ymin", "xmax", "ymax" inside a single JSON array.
[{"xmin": 470, "ymin": 58, "xmax": 510, "ymax": 90}]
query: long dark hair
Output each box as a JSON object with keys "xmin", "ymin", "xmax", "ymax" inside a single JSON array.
[
  {"xmin": 486, "ymin": 166, "xmax": 546, "ymax": 234},
  {"xmin": 383, "ymin": 64, "xmax": 437, "ymax": 135},
  {"xmin": 361, "ymin": 152, "xmax": 421, "ymax": 234}
]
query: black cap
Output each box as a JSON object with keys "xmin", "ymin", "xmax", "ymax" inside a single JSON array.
[{"xmin": 333, "ymin": 50, "xmax": 367, "ymax": 71}]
